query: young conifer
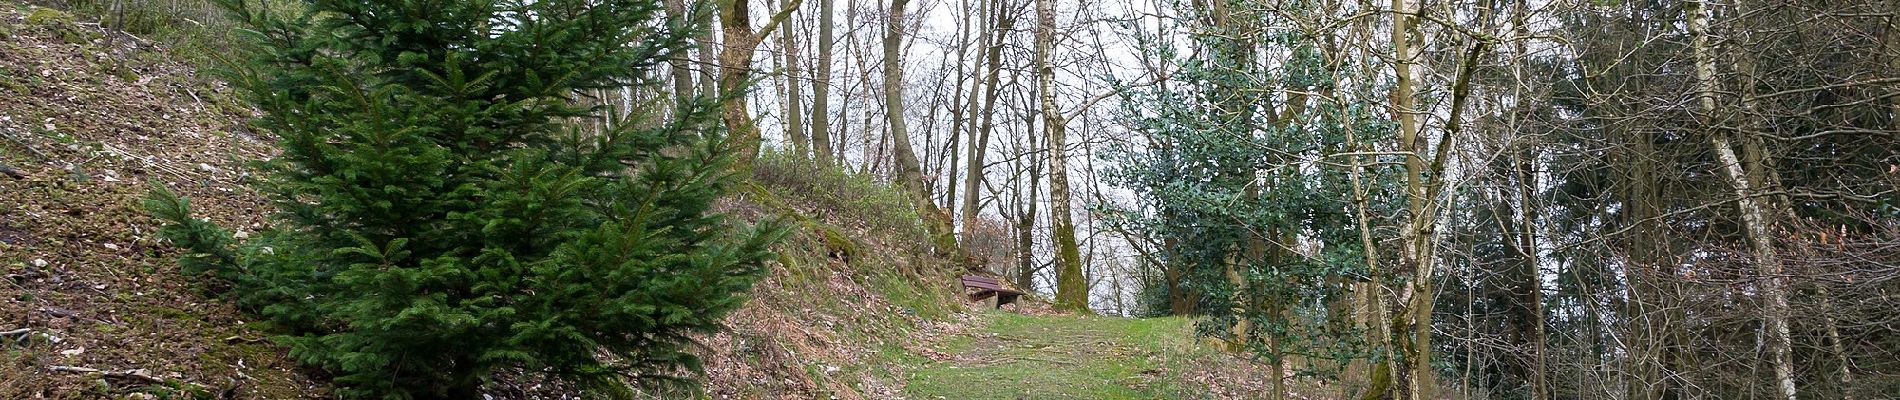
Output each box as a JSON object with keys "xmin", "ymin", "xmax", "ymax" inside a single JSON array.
[{"xmin": 143, "ymin": 0, "xmax": 781, "ymax": 397}]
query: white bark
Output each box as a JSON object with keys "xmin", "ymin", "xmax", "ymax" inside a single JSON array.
[{"xmin": 1688, "ymin": 1, "xmax": 1796, "ymax": 399}]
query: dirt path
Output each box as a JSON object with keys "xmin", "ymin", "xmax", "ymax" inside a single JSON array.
[{"xmin": 902, "ymin": 312, "xmax": 1230, "ymax": 399}]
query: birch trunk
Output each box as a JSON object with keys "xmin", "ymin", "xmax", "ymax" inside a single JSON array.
[
  {"xmin": 1035, "ymin": 0, "xmax": 1089, "ymax": 313},
  {"xmin": 1687, "ymin": 1, "xmax": 1796, "ymax": 399}
]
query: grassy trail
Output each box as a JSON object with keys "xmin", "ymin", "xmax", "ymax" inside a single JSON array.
[{"xmin": 902, "ymin": 311, "xmax": 1229, "ymax": 399}]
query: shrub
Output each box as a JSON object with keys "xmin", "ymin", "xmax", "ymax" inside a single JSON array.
[
  {"xmin": 751, "ymin": 150, "xmax": 927, "ymax": 247},
  {"xmin": 142, "ymin": 0, "xmax": 783, "ymax": 397},
  {"xmin": 34, "ymin": 0, "xmax": 254, "ymax": 56}
]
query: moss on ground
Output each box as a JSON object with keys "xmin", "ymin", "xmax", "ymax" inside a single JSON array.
[{"xmin": 904, "ymin": 312, "xmax": 1222, "ymax": 399}]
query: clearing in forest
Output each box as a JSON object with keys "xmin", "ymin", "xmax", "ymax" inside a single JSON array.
[{"xmin": 902, "ymin": 312, "xmax": 1281, "ymax": 399}]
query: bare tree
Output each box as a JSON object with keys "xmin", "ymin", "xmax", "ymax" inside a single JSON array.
[
  {"xmin": 1687, "ymin": 1, "xmax": 1795, "ymax": 398},
  {"xmin": 779, "ymin": 0, "xmax": 810, "ymax": 158},
  {"xmin": 880, "ymin": 0, "xmax": 964, "ymax": 259},
  {"xmin": 809, "ymin": 0, "xmax": 838, "ymax": 163}
]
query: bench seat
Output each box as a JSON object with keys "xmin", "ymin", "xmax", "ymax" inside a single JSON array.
[{"xmin": 960, "ymin": 275, "xmax": 1026, "ymax": 308}]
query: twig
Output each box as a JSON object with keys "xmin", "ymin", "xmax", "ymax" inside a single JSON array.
[
  {"xmin": 48, "ymin": 365, "xmax": 168, "ymax": 384},
  {"xmin": 184, "ymin": 86, "xmax": 206, "ymax": 112},
  {"xmin": 996, "ymin": 356, "xmax": 1077, "ymax": 366},
  {"xmin": 222, "ymin": 335, "xmax": 266, "ymax": 344},
  {"xmin": 3, "ymin": 327, "xmax": 58, "ymax": 345},
  {"xmin": 0, "ymin": 127, "xmax": 50, "ymax": 160}
]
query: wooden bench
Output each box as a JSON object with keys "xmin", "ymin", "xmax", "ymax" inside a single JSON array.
[{"xmin": 959, "ymin": 275, "xmax": 1026, "ymax": 309}]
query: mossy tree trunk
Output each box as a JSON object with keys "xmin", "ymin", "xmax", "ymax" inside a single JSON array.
[
  {"xmin": 881, "ymin": 0, "xmax": 965, "ymax": 260},
  {"xmin": 1367, "ymin": 1, "xmax": 1492, "ymax": 397},
  {"xmin": 1035, "ymin": 0, "xmax": 1088, "ymax": 313},
  {"xmin": 719, "ymin": 0, "xmax": 802, "ymax": 172}
]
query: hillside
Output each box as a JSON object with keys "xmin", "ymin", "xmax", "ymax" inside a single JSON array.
[
  {"xmin": 1, "ymin": 5, "xmax": 322, "ymax": 398},
  {"xmin": 0, "ymin": 5, "xmax": 1276, "ymax": 399}
]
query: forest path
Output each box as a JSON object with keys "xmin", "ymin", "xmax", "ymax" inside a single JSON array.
[{"xmin": 901, "ymin": 311, "xmax": 1267, "ymax": 399}]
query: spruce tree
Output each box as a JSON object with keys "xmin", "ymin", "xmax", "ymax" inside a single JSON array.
[{"xmin": 142, "ymin": 0, "xmax": 782, "ymax": 397}]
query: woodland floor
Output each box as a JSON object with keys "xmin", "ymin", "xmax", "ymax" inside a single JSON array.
[{"xmin": 1, "ymin": 5, "xmax": 326, "ymax": 398}]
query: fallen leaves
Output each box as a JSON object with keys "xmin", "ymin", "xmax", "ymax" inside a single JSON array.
[{"xmin": 0, "ymin": 5, "xmax": 317, "ymax": 398}]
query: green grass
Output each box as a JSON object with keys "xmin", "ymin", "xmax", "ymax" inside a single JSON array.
[{"xmin": 904, "ymin": 312, "xmax": 1220, "ymax": 399}]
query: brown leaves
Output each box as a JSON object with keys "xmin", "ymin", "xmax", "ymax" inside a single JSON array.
[{"xmin": 0, "ymin": 6, "xmax": 315, "ymax": 398}]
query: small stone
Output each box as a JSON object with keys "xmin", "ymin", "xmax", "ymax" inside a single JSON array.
[
  {"xmin": 58, "ymin": 347, "xmax": 83, "ymax": 356},
  {"xmin": 102, "ymin": 243, "xmax": 119, "ymax": 251},
  {"xmin": 197, "ymin": 163, "xmax": 218, "ymax": 172},
  {"xmin": 30, "ymin": 259, "xmax": 47, "ymax": 268}
]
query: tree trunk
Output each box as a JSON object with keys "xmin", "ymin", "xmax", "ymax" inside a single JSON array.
[
  {"xmin": 810, "ymin": 0, "xmax": 837, "ymax": 164},
  {"xmin": 939, "ymin": 0, "xmax": 975, "ymax": 215},
  {"xmin": 961, "ymin": 0, "xmax": 1011, "ymax": 269},
  {"xmin": 1588, "ymin": 6, "xmax": 1689, "ymax": 396},
  {"xmin": 1504, "ymin": 0, "xmax": 1547, "ymax": 397},
  {"xmin": 1709, "ymin": 131, "xmax": 1798, "ymax": 400},
  {"xmin": 665, "ymin": 0, "xmax": 695, "ymax": 101},
  {"xmin": 882, "ymin": 0, "xmax": 964, "ymax": 260},
  {"xmin": 778, "ymin": 1, "xmax": 808, "ymax": 159},
  {"xmin": 1820, "ymin": 285, "xmax": 1855, "ymax": 400},
  {"xmin": 1343, "ymin": 16, "xmax": 1389, "ymax": 396},
  {"xmin": 696, "ymin": 1, "xmax": 718, "ymax": 96},
  {"xmin": 1383, "ymin": 0, "xmax": 1426, "ymax": 395},
  {"xmin": 1384, "ymin": 1, "xmax": 1489, "ymax": 397},
  {"xmin": 1889, "ymin": 0, "xmax": 1900, "ymax": 136},
  {"xmin": 1016, "ymin": 118, "xmax": 1043, "ymax": 292},
  {"xmin": 718, "ymin": 0, "xmax": 764, "ymax": 170},
  {"xmin": 1345, "ymin": 110, "xmax": 1386, "ymax": 400},
  {"xmin": 1035, "ymin": 0, "xmax": 1088, "ymax": 313},
  {"xmin": 1687, "ymin": 1, "xmax": 1796, "ymax": 399}
]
